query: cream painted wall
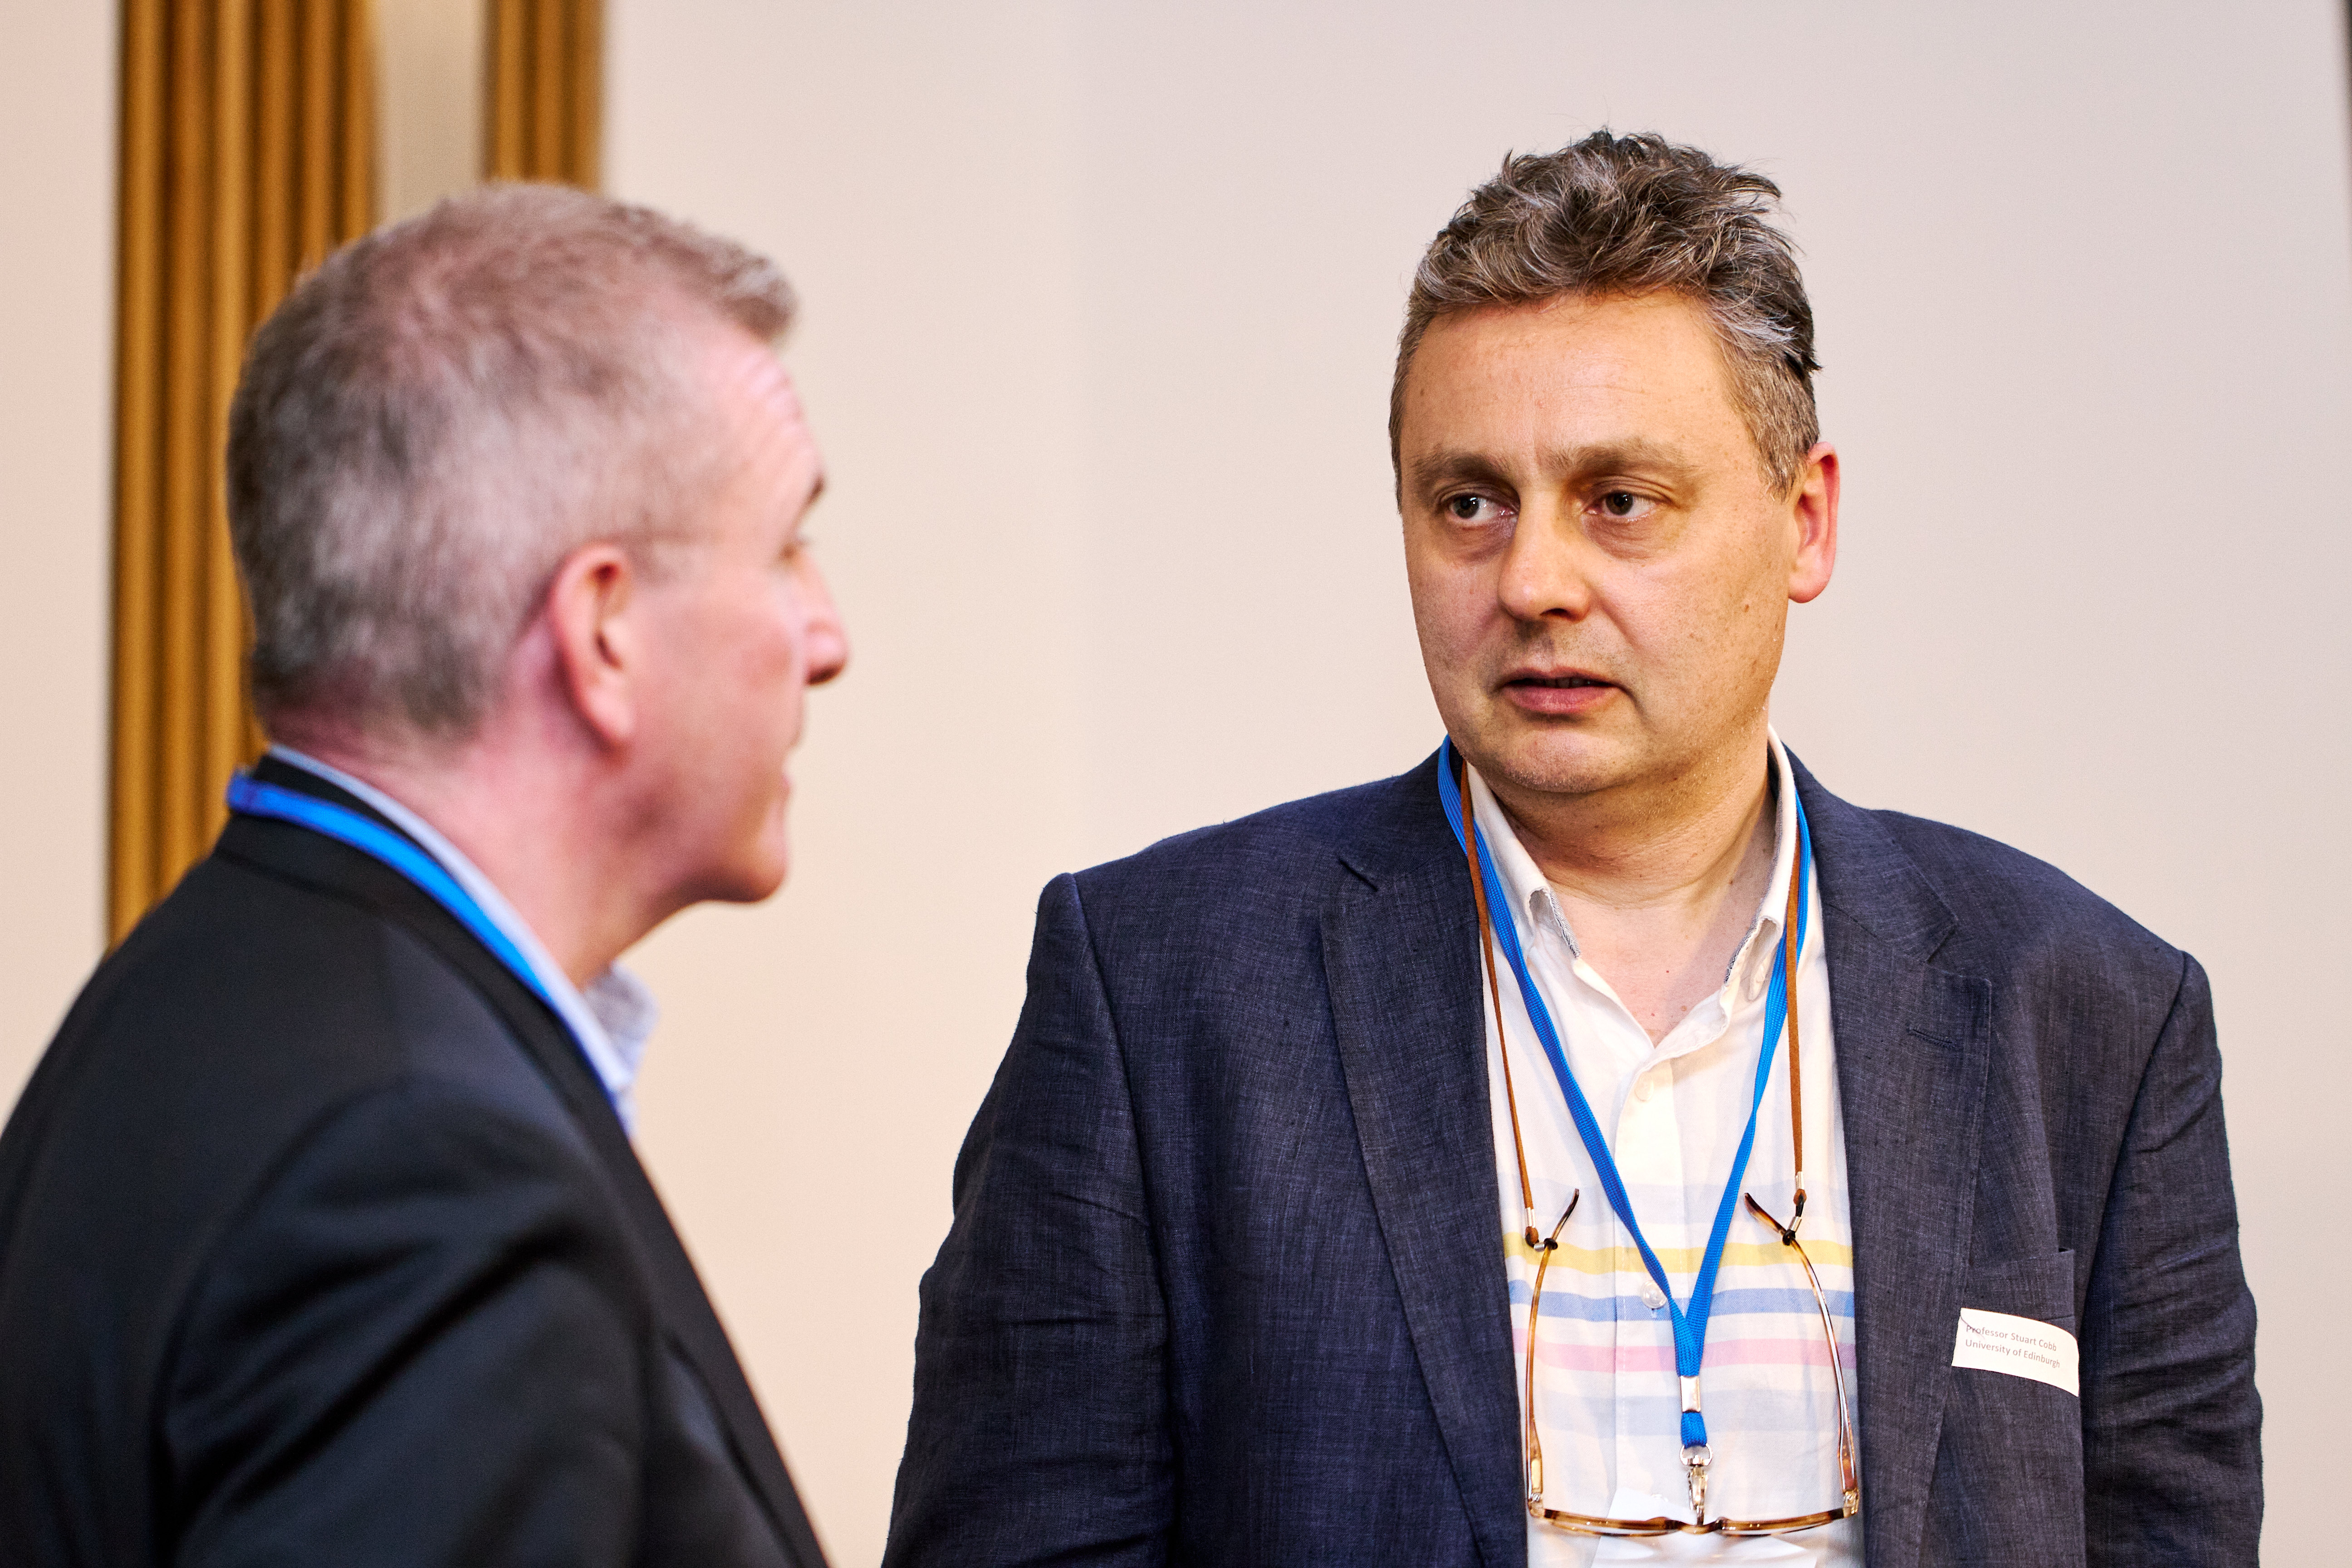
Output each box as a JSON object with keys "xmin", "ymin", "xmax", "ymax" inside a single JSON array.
[
  {"xmin": 0, "ymin": 3, "xmax": 114, "ymax": 1107},
  {"xmin": 604, "ymin": 9, "xmax": 1089, "ymax": 1557},
  {"xmin": 609, "ymin": 4, "xmax": 2351, "ymax": 1565},
  {"xmin": 378, "ymin": 0, "xmax": 485, "ymax": 223}
]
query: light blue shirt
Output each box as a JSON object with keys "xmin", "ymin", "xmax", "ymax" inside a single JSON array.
[{"xmin": 269, "ymin": 746, "xmax": 657, "ymax": 1132}]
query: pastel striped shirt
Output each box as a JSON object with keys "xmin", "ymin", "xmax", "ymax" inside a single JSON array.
[{"xmin": 1470, "ymin": 736, "xmax": 1861, "ymax": 1567}]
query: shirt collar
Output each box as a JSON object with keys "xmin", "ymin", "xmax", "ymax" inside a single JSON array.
[
  {"xmin": 265, "ymin": 745, "xmax": 657, "ymax": 1131},
  {"xmin": 1464, "ymin": 730, "xmax": 1803, "ymax": 996}
]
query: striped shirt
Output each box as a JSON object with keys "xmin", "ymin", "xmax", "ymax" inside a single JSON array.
[{"xmin": 1470, "ymin": 735, "xmax": 1861, "ymax": 1567}]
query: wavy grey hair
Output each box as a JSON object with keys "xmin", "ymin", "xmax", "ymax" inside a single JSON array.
[
  {"xmin": 1391, "ymin": 130, "xmax": 1820, "ymax": 493},
  {"xmin": 226, "ymin": 182, "xmax": 796, "ymax": 737}
]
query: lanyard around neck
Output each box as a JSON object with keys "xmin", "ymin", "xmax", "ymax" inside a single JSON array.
[
  {"xmin": 225, "ymin": 770, "xmax": 575, "ymax": 1048},
  {"xmin": 1437, "ymin": 739, "xmax": 1813, "ymax": 1456}
]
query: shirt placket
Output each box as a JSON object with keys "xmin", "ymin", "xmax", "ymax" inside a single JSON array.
[
  {"xmin": 1548, "ymin": 946, "xmax": 1684, "ymax": 1522},
  {"xmin": 1491, "ymin": 741, "xmax": 1859, "ymax": 1563}
]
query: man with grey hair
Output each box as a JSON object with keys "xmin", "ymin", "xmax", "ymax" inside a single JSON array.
[
  {"xmin": 887, "ymin": 132, "xmax": 2259, "ymax": 1565},
  {"xmin": 0, "ymin": 185, "xmax": 844, "ymax": 1566}
]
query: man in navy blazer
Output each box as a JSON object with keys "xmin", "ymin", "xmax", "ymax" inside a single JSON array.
[
  {"xmin": 0, "ymin": 187, "xmax": 845, "ymax": 1563},
  {"xmin": 885, "ymin": 134, "xmax": 2259, "ymax": 1565}
]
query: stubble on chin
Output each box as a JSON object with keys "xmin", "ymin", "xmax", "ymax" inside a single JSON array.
[
  {"xmin": 1479, "ymin": 731, "xmax": 1634, "ymax": 804},
  {"xmin": 1447, "ymin": 691, "xmax": 1633, "ymax": 801}
]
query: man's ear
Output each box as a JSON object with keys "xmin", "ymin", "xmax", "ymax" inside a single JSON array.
[
  {"xmin": 1787, "ymin": 442, "xmax": 1840, "ymax": 605},
  {"xmin": 544, "ymin": 543, "xmax": 639, "ymax": 746}
]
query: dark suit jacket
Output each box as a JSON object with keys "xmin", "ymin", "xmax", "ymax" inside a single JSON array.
[
  {"xmin": 884, "ymin": 750, "xmax": 2260, "ymax": 1567},
  {"xmin": 0, "ymin": 758, "xmax": 827, "ymax": 1568}
]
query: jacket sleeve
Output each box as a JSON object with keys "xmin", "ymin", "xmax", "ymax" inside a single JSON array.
[
  {"xmin": 163, "ymin": 1078, "xmax": 650, "ymax": 1568},
  {"xmin": 2079, "ymin": 953, "xmax": 2263, "ymax": 1563},
  {"xmin": 883, "ymin": 873, "xmax": 1175, "ymax": 1567}
]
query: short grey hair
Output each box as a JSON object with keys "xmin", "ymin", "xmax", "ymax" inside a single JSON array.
[
  {"xmin": 227, "ymin": 182, "xmax": 797, "ymax": 737},
  {"xmin": 1392, "ymin": 130, "xmax": 1820, "ymax": 493}
]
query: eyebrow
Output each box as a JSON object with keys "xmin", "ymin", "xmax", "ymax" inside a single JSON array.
[
  {"xmin": 1404, "ymin": 449, "xmax": 1511, "ymax": 499},
  {"xmin": 1404, "ymin": 438, "xmax": 1700, "ymax": 500}
]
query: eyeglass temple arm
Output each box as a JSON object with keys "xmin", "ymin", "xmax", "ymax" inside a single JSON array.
[
  {"xmin": 1744, "ymin": 1194, "xmax": 1860, "ymax": 1504},
  {"xmin": 1523, "ymin": 1191, "xmax": 1580, "ymax": 1506}
]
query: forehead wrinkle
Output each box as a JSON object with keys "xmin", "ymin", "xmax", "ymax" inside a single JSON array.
[{"xmin": 1537, "ymin": 436, "xmax": 1702, "ymax": 486}]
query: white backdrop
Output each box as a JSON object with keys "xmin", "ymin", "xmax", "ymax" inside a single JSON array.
[{"xmin": 4, "ymin": 4, "xmax": 2344, "ymax": 1565}]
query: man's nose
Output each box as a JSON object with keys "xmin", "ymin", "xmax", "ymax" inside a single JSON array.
[
  {"xmin": 1496, "ymin": 501, "xmax": 1596, "ymax": 622},
  {"xmin": 801, "ymin": 561, "xmax": 849, "ymax": 686}
]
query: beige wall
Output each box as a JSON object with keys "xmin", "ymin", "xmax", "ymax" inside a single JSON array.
[
  {"xmin": 604, "ymin": 8, "xmax": 1090, "ymax": 1555},
  {"xmin": 608, "ymin": 4, "xmax": 2351, "ymax": 1564},
  {"xmin": 378, "ymin": 0, "xmax": 486, "ymax": 223},
  {"xmin": 0, "ymin": 1, "xmax": 114, "ymax": 1105},
  {"xmin": 3, "ymin": 2, "xmax": 2343, "ymax": 1564}
]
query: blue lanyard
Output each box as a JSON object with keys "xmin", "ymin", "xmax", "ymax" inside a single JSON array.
[
  {"xmin": 1436, "ymin": 739, "xmax": 1813, "ymax": 1454},
  {"xmin": 225, "ymin": 772, "xmax": 565, "ymax": 1026}
]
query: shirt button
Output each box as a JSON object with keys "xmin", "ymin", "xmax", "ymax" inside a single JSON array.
[{"xmin": 1641, "ymin": 1281, "xmax": 1667, "ymax": 1310}]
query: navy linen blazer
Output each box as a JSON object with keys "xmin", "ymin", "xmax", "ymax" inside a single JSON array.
[
  {"xmin": 0, "ymin": 758, "xmax": 826, "ymax": 1567},
  {"xmin": 884, "ymin": 750, "xmax": 2260, "ymax": 1567}
]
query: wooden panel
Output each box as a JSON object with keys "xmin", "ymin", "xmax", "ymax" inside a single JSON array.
[
  {"xmin": 529, "ymin": 0, "xmax": 563, "ymax": 174},
  {"xmin": 204, "ymin": 0, "xmax": 252, "ymax": 846},
  {"xmin": 255, "ymin": 0, "xmax": 296, "ymax": 301},
  {"xmin": 566, "ymin": 0, "xmax": 599, "ymax": 189},
  {"xmin": 159, "ymin": 0, "xmax": 212, "ymax": 877},
  {"xmin": 485, "ymin": 0, "xmax": 598, "ymax": 187},
  {"xmin": 489, "ymin": 0, "xmax": 528, "ymax": 180},
  {"xmin": 110, "ymin": 0, "xmax": 167, "ymax": 933},
  {"xmin": 298, "ymin": 0, "xmax": 336, "ymax": 270},
  {"xmin": 107, "ymin": 0, "xmax": 378, "ymax": 942},
  {"xmin": 340, "ymin": 0, "xmax": 375, "ymax": 239}
]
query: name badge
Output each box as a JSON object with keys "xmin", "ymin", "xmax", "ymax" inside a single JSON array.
[{"xmin": 1951, "ymin": 1308, "xmax": 2078, "ymax": 1396}]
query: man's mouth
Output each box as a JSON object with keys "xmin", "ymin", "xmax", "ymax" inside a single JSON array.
[{"xmin": 1498, "ymin": 670, "xmax": 1618, "ymax": 713}]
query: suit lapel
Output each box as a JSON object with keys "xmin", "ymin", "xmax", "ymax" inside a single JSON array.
[
  {"xmin": 1323, "ymin": 755, "xmax": 1524, "ymax": 1568},
  {"xmin": 1794, "ymin": 761, "xmax": 1991, "ymax": 1568},
  {"xmin": 216, "ymin": 781, "xmax": 826, "ymax": 1566}
]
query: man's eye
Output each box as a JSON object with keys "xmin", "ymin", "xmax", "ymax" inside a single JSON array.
[
  {"xmin": 1597, "ymin": 491, "xmax": 1654, "ymax": 520},
  {"xmin": 1445, "ymin": 494, "xmax": 1505, "ymax": 523}
]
